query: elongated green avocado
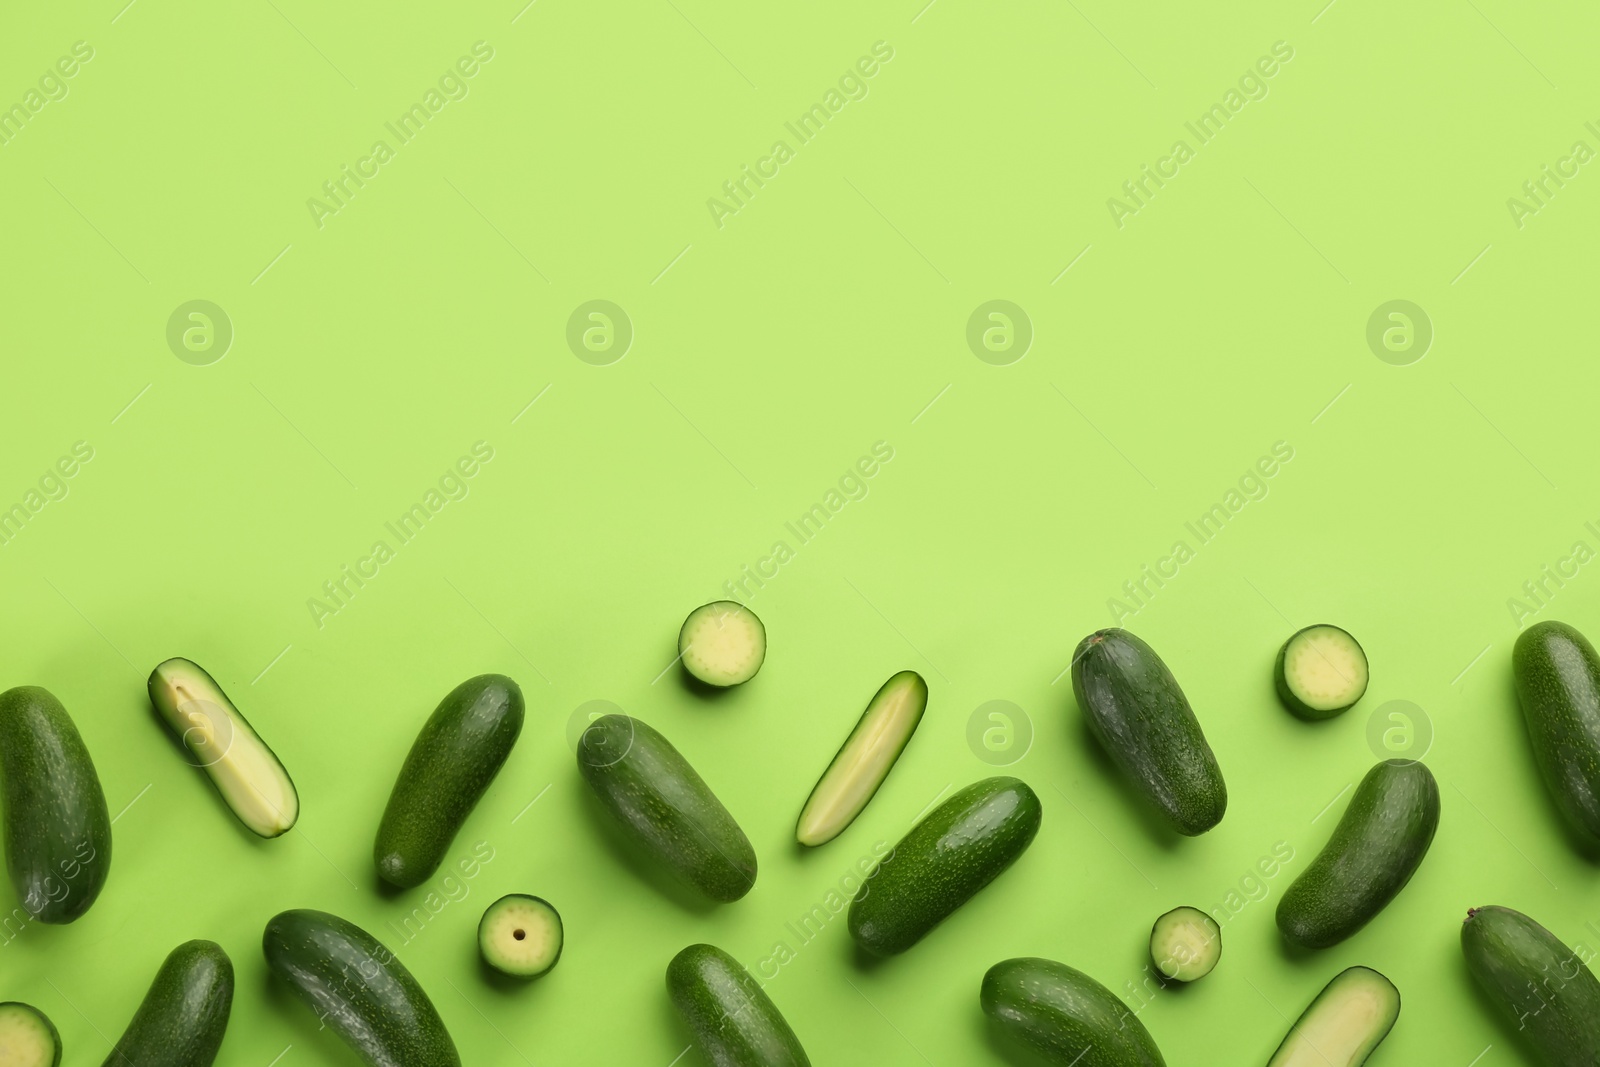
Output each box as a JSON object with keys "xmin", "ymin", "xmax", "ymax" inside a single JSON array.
[
  {"xmin": 667, "ymin": 944, "xmax": 810, "ymax": 1066},
  {"xmin": 1513, "ymin": 620, "xmax": 1600, "ymax": 847},
  {"xmin": 1070, "ymin": 629, "xmax": 1227, "ymax": 836},
  {"xmin": 981, "ymin": 957, "xmax": 1165, "ymax": 1066},
  {"xmin": 1276, "ymin": 759, "xmax": 1439, "ymax": 949},
  {"xmin": 102, "ymin": 940, "xmax": 233, "ymax": 1067},
  {"xmin": 848, "ymin": 776, "xmax": 1041, "ymax": 956},
  {"xmin": 1462, "ymin": 905, "xmax": 1600, "ymax": 1065},
  {"xmin": 374, "ymin": 674, "xmax": 524, "ymax": 888},
  {"xmin": 148, "ymin": 658, "xmax": 299, "ymax": 837},
  {"xmin": 0, "ymin": 686, "xmax": 112, "ymax": 924},
  {"xmin": 263, "ymin": 909, "xmax": 459, "ymax": 1067},
  {"xmin": 578, "ymin": 714, "xmax": 757, "ymax": 902}
]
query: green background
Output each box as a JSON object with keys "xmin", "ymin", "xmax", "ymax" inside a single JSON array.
[{"xmin": 0, "ymin": 0, "xmax": 1596, "ymax": 1062}]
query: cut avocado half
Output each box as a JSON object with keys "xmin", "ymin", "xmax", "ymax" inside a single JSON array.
[
  {"xmin": 796, "ymin": 670, "xmax": 927, "ymax": 846},
  {"xmin": 148, "ymin": 657, "xmax": 300, "ymax": 838},
  {"xmin": 1267, "ymin": 966, "xmax": 1400, "ymax": 1066},
  {"xmin": 479, "ymin": 894, "xmax": 563, "ymax": 978},
  {"xmin": 1149, "ymin": 906, "xmax": 1221, "ymax": 982},
  {"xmin": 679, "ymin": 602, "xmax": 766, "ymax": 687},
  {"xmin": 1275, "ymin": 625, "xmax": 1369, "ymax": 720},
  {"xmin": 0, "ymin": 1002, "xmax": 61, "ymax": 1067}
]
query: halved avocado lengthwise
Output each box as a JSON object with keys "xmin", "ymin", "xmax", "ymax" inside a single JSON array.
[
  {"xmin": 263, "ymin": 909, "xmax": 460, "ymax": 1067},
  {"xmin": 102, "ymin": 940, "xmax": 234, "ymax": 1067},
  {"xmin": 0, "ymin": 686, "xmax": 112, "ymax": 924},
  {"xmin": 796, "ymin": 670, "xmax": 927, "ymax": 847},
  {"xmin": 1267, "ymin": 967, "xmax": 1399, "ymax": 1067},
  {"xmin": 1276, "ymin": 759, "xmax": 1440, "ymax": 949},
  {"xmin": 667, "ymin": 944, "xmax": 810, "ymax": 1067},
  {"xmin": 1513, "ymin": 620, "xmax": 1600, "ymax": 848},
  {"xmin": 1070, "ymin": 629, "xmax": 1227, "ymax": 836},
  {"xmin": 1462, "ymin": 905, "xmax": 1600, "ymax": 1065},
  {"xmin": 981, "ymin": 957, "xmax": 1166, "ymax": 1067},
  {"xmin": 148, "ymin": 658, "xmax": 299, "ymax": 838},
  {"xmin": 0, "ymin": 1002, "xmax": 62, "ymax": 1067},
  {"xmin": 848, "ymin": 777, "xmax": 1041, "ymax": 956},
  {"xmin": 375, "ymin": 674, "xmax": 524, "ymax": 889},
  {"xmin": 578, "ymin": 714, "xmax": 757, "ymax": 902}
]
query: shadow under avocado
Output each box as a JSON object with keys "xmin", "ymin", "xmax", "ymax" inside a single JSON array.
[
  {"xmin": 573, "ymin": 781, "xmax": 723, "ymax": 916},
  {"xmin": 678, "ymin": 661, "xmax": 741, "ymax": 701}
]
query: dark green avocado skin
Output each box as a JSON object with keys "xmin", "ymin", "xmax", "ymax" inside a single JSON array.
[
  {"xmin": 1514, "ymin": 621, "xmax": 1600, "ymax": 847},
  {"xmin": 102, "ymin": 940, "xmax": 233, "ymax": 1067},
  {"xmin": 263, "ymin": 909, "xmax": 460, "ymax": 1067},
  {"xmin": 374, "ymin": 674, "xmax": 524, "ymax": 889},
  {"xmin": 1276, "ymin": 759, "xmax": 1440, "ymax": 949},
  {"xmin": 848, "ymin": 776, "xmax": 1041, "ymax": 956},
  {"xmin": 0, "ymin": 686, "xmax": 112, "ymax": 924},
  {"xmin": 1071, "ymin": 629, "xmax": 1227, "ymax": 836},
  {"xmin": 1463, "ymin": 905, "xmax": 1600, "ymax": 1066},
  {"xmin": 981, "ymin": 957, "xmax": 1166, "ymax": 1067},
  {"xmin": 667, "ymin": 944, "xmax": 810, "ymax": 1067},
  {"xmin": 577, "ymin": 714, "xmax": 757, "ymax": 902}
]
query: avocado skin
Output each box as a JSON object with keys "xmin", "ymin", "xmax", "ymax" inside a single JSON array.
[
  {"xmin": 1277, "ymin": 759, "xmax": 1440, "ymax": 949},
  {"xmin": 374, "ymin": 674, "xmax": 524, "ymax": 888},
  {"xmin": 1463, "ymin": 906, "xmax": 1600, "ymax": 1066},
  {"xmin": 577, "ymin": 714, "xmax": 757, "ymax": 902},
  {"xmin": 101, "ymin": 940, "xmax": 234, "ymax": 1067},
  {"xmin": 981, "ymin": 957, "xmax": 1166, "ymax": 1067},
  {"xmin": 848, "ymin": 776, "xmax": 1041, "ymax": 956},
  {"xmin": 1071, "ymin": 629, "xmax": 1227, "ymax": 836},
  {"xmin": 667, "ymin": 944, "xmax": 810, "ymax": 1067},
  {"xmin": 264, "ymin": 909, "xmax": 460, "ymax": 1067},
  {"xmin": 1514, "ymin": 620, "xmax": 1600, "ymax": 847},
  {"xmin": 0, "ymin": 686, "xmax": 112, "ymax": 924}
]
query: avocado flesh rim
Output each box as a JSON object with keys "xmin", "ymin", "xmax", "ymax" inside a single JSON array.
[
  {"xmin": 1271, "ymin": 969, "xmax": 1397, "ymax": 1066},
  {"xmin": 0, "ymin": 1004, "xmax": 59, "ymax": 1067},
  {"xmin": 1285, "ymin": 628, "xmax": 1368, "ymax": 711},
  {"xmin": 152, "ymin": 662, "xmax": 298, "ymax": 837},
  {"xmin": 797, "ymin": 678, "xmax": 923, "ymax": 845}
]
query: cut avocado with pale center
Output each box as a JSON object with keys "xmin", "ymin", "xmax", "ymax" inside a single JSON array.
[
  {"xmin": 1275, "ymin": 625, "xmax": 1368, "ymax": 719},
  {"xmin": 479, "ymin": 894, "xmax": 562, "ymax": 978},
  {"xmin": 796, "ymin": 670, "xmax": 927, "ymax": 846},
  {"xmin": 679, "ymin": 602, "xmax": 766, "ymax": 686},
  {"xmin": 0, "ymin": 1002, "xmax": 61, "ymax": 1067},
  {"xmin": 148, "ymin": 658, "xmax": 299, "ymax": 838},
  {"xmin": 1267, "ymin": 966, "xmax": 1399, "ymax": 1066},
  {"xmin": 1149, "ymin": 906, "xmax": 1221, "ymax": 982}
]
